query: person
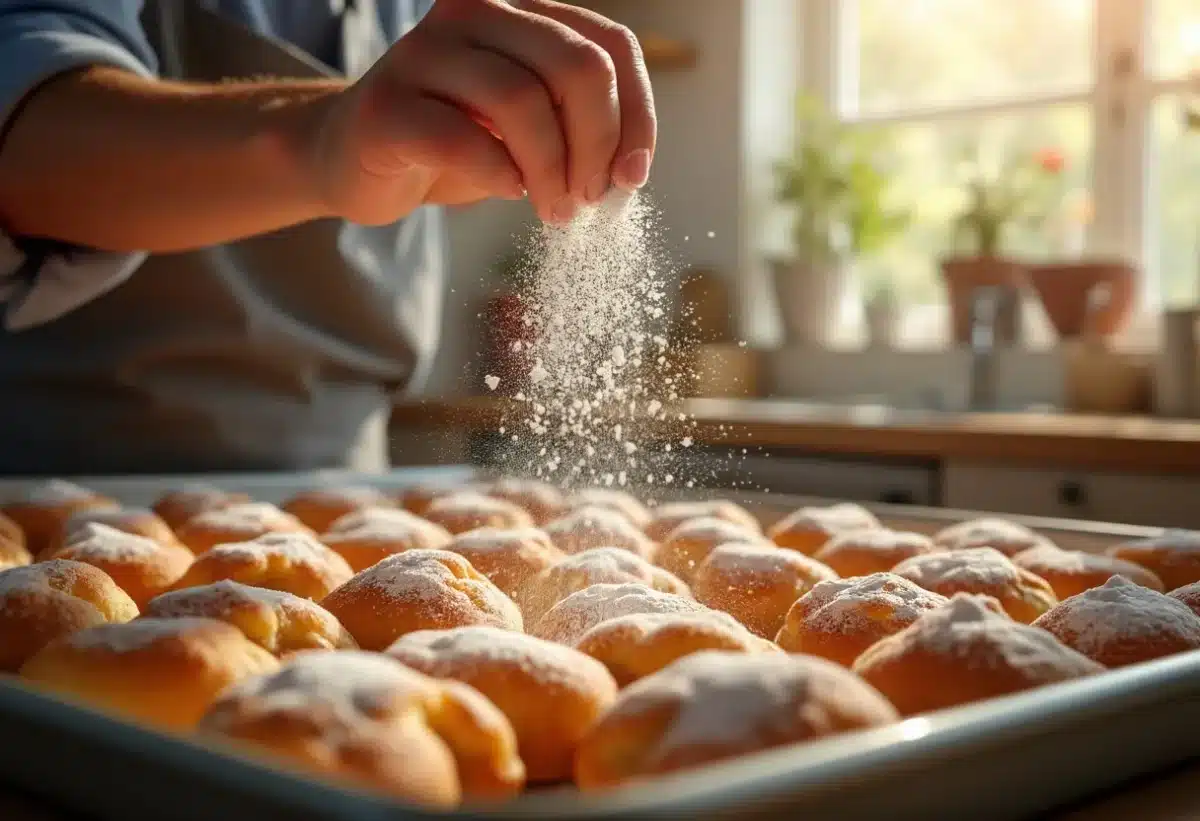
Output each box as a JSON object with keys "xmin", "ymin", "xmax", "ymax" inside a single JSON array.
[{"xmin": 0, "ymin": 0, "xmax": 655, "ymax": 475}]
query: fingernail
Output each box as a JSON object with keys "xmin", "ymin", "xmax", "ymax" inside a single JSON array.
[
  {"xmin": 614, "ymin": 149, "xmax": 651, "ymax": 190},
  {"xmin": 502, "ymin": 180, "xmax": 527, "ymax": 201},
  {"xmin": 550, "ymin": 195, "xmax": 577, "ymax": 224},
  {"xmin": 584, "ymin": 172, "xmax": 610, "ymax": 204}
]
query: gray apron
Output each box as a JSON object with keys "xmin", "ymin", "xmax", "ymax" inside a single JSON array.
[{"xmin": 0, "ymin": 0, "xmax": 443, "ymax": 476}]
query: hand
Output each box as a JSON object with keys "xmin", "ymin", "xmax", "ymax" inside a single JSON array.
[{"xmin": 308, "ymin": 0, "xmax": 657, "ymax": 225}]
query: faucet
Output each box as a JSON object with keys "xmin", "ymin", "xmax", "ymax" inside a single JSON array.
[{"xmin": 967, "ymin": 286, "xmax": 1007, "ymax": 411}]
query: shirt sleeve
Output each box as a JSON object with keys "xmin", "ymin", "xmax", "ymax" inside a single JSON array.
[{"xmin": 0, "ymin": 1, "xmax": 156, "ymax": 332}]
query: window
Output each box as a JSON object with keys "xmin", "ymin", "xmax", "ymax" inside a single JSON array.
[{"xmin": 803, "ymin": 0, "xmax": 1200, "ymax": 349}]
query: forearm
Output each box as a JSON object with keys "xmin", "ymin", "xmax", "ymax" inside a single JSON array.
[{"xmin": 0, "ymin": 66, "xmax": 345, "ymax": 252}]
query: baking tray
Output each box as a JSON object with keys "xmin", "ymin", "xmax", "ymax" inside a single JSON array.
[{"xmin": 0, "ymin": 466, "xmax": 1196, "ymax": 821}]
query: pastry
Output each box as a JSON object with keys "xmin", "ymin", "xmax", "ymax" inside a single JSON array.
[
  {"xmin": 199, "ymin": 650, "xmax": 524, "ymax": 806},
  {"xmin": 21, "ymin": 617, "xmax": 279, "ymax": 730},
  {"xmin": 170, "ymin": 532, "xmax": 353, "ymax": 601},
  {"xmin": 568, "ymin": 488, "xmax": 651, "ymax": 528},
  {"xmin": 320, "ymin": 507, "xmax": 453, "ymax": 572},
  {"xmin": 174, "ymin": 502, "xmax": 312, "ymax": 556},
  {"xmin": 575, "ymin": 651, "xmax": 897, "ymax": 789},
  {"xmin": 1012, "ymin": 543, "xmax": 1165, "ymax": 600},
  {"xmin": 933, "ymin": 517, "xmax": 1053, "ymax": 557},
  {"xmin": 479, "ymin": 478, "xmax": 567, "ymax": 525},
  {"xmin": 44, "ymin": 523, "xmax": 193, "ymax": 608},
  {"xmin": 543, "ymin": 506, "xmax": 656, "ymax": 560},
  {"xmin": 1032, "ymin": 575, "xmax": 1200, "ymax": 668},
  {"xmin": 152, "ymin": 484, "xmax": 251, "ymax": 531},
  {"xmin": 145, "ymin": 580, "xmax": 356, "ymax": 656},
  {"xmin": 396, "ymin": 483, "xmax": 459, "ymax": 517},
  {"xmin": 767, "ymin": 503, "xmax": 880, "ymax": 556},
  {"xmin": 0, "ymin": 513, "xmax": 31, "ymax": 571},
  {"xmin": 530, "ymin": 582, "xmax": 713, "ymax": 647},
  {"xmin": 2, "ymin": 480, "xmax": 118, "ymax": 557},
  {"xmin": 282, "ymin": 485, "xmax": 395, "ymax": 533},
  {"xmin": 1169, "ymin": 581, "xmax": 1200, "ymax": 617},
  {"xmin": 691, "ymin": 543, "xmax": 837, "ymax": 638},
  {"xmin": 1107, "ymin": 530, "xmax": 1200, "ymax": 591},
  {"xmin": 388, "ymin": 626, "xmax": 618, "ymax": 783},
  {"xmin": 813, "ymin": 529, "xmax": 938, "ymax": 578},
  {"xmin": 421, "ymin": 492, "xmax": 534, "ymax": 535},
  {"xmin": 50, "ymin": 507, "xmax": 180, "ymax": 556},
  {"xmin": 442, "ymin": 527, "xmax": 563, "ymax": 600},
  {"xmin": 891, "ymin": 547, "xmax": 1057, "ymax": 623},
  {"xmin": 321, "ymin": 549, "xmax": 522, "ymax": 651},
  {"xmin": 644, "ymin": 500, "xmax": 760, "ymax": 543},
  {"xmin": 654, "ymin": 516, "xmax": 765, "ymax": 584}
]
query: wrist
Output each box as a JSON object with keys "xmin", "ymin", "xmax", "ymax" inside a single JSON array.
[{"xmin": 257, "ymin": 81, "xmax": 347, "ymax": 222}]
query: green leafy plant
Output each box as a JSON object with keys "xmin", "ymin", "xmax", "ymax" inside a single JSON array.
[{"xmin": 774, "ymin": 96, "xmax": 910, "ymax": 263}]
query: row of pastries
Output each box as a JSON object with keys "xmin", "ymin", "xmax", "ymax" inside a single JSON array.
[{"xmin": 1, "ymin": 477, "xmax": 1199, "ymax": 807}]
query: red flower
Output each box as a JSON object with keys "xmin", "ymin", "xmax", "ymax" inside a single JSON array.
[{"xmin": 1035, "ymin": 148, "xmax": 1065, "ymax": 174}]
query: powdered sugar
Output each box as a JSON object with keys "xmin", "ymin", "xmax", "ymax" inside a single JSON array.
[
  {"xmin": 933, "ymin": 518, "xmax": 1050, "ymax": 556},
  {"xmin": 148, "ymin": 579, "xmax": 300, "ymax": 615},
  {"xmin": 322, "ymin": 508, "xmax": 452, "ymax": 548},
  {"xmin": 660, "ymin": 516, "xmax": 763, "ymax": 549},
  {"xmin": 772, "ymin": 504, "xmax": 881, "ymax": 538},
  {"xmin": 67, "ymin": 617, "xmax": 230, "ymax": 654},
  {"xmin": 53, "ymin": 522, "xmax": 166, "ymax": 562},
  {"xmin": 568, "ymin": 488, "xmax": 651, "ymax": 528},
  {"xmin": 21, "ymin": 479, "xmax": 108, "ymax": 506},
  {"xmin": 698, "ymin": 543, "xmax": 837, "ymax": 583},
  {"xmin": 794, "ymin": 573, "xmax": 950, "ymax": 637},
  {"xmin": 543, "ymin": 506, "xmax": 655, "ymax": 559},
  {"xmin": 892, "ymin": 547, "xmax": 1021, "ymax": 591},
  {"xmin": 185, "ymin": 502, "xmax": 303, "ymax": 534},
  {"xmin": 647, "ymin": 501, "xmax": 762, "ymax": 541},
  {"xmin": 423, "ymin": 491, "xmax": 534, "ymax": 533},
  {"xmin": 212, "ymin": 532, "xmax": 347, "ymax": 566},
  {"xmin": 531, "ymin": 582, "xmax": 709, "ymax": 646},
  {"xmin": 519, "ymin": 547, "xmax": 688, "ymax": 624}
]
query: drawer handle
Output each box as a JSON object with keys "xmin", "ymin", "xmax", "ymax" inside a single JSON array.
[{"xmin": 1057, "ymin": 480, "xmax": 1087, "ymax": 507}]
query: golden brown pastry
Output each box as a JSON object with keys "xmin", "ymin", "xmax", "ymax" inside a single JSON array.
[
  {"xmin": 691, "ymin": 543, "xmax": 837, "ymax": 638},
  {"xmin": 933, "ymin": 517, "xmax": 1053, "ymax": 557},
  {"xmin": 395, "ymin": 483, "xmax": 460, "ymax": 516},
  {"xmin": 479, "ymin": 478, "xmax": 567, "ymax": 526},
  {"xmin": 575, "ymin": 611, "xmax": 778, "ymax": 687},
  {"xmin": 21, "ymin": 617, "xmax": 279, "ymax": 730},
  {"xmin": 518, "ymin": 547, "xmax": 689, "ymax": 627},
  {"xmin": 171, "ymin": 532, "xmax": 353, "ymax": 601},
  {"xmin": 145, "ymin": 580, "xmax": 356, "ymax": 656},
  {"xmin": 44, "ymin": 523, "xmax": 193, "ymax": 608},
  {"xmin": 767, "ymin": 503, "xmax": 880, "ymax": 556},
  {"xmin": 530, "ymin": 582, "xmax": 714, "ymax": 647},
  {"xmin": 853, "ymin": 594, "xmax": 1103, "ymax": 717},
  {"xmin": 0, "ymin": 515, "xmax": 31, "ymax": 571},
  {"xmin": 775, "ymin": 573, "xmax": 949, "ymax": 666},
  {"xmin": 0, "ymin": 510, "xmax": 28, "ymax": 556},
  {"xmin": 50, "ymin": 507, "xmax": 180, "ymax": 556},
  {"xmin": 443, "ymin": 527, "xmax": 564, "ymax": 600},
  {"xmin": 281, "ymin": 485, "xmax": 395, "ymax": 533},
  {"xmin": 2, "ymin": 480, "xmax": 118, "ymax": 557},
  {"xmin": 654, "ymin": 516, "xmax": 766, "ymax": 584},
  {"xmin": 174, "ymin": 502, "xmax": 312, "ymax": 556},
  {"xmin": 422, "ymin": 492, "xmax": 535, "ymax": 535},
  {"xmin": 644, "ymin": 500, "xmax": 761, "ymax": 543},
  {"xmin": 1032, "ymin": 575, "xmax": 1200, "ymax": 668},
  {"xmin": 199, "ymin": 650, "xmax": 524, "ymax": 807},
  {"xmin": 0, "ymin": 559, "xmax": 138, "ymax": 672},
  {"xmin": 813, "ymin": 529, "xmax": 939, "ymax": 578},
  {"xmin": 575, "ymin": 651, "xmax": 898, "ymax": 789},
  {"xmin": 543, "ymin": 506, "xmax": 655, "ymax": 560},
  {"xmin": 388, "ymin": 626, "xmax": 618, "ymax": 783},
  {"xmin": 1012, "ymin": 543, "xmax": 1165, "ymax": 600},
  {"xmin": 152, "ymin": 484, "xmax": 251, "ymax": 531},
  {"xmin": 1169, "ymin": 581, "xmax": 1200, "ymax": 617},
  {"xmin": 320, "ymin": 507, "xmax": 453, "ymax": 572},
  {"xmin": 322, "ymin": 549, "xmax": 522, "ymax": 651},
  {"xmin": 892, "ymin": 547, "xmax": 1057, "ymax": 624},
  {"xmin": 1107, "ymin": 530, "xmax": 1200, "ymax": 591},
  {"xmin": 569, "ymin": 488, "xmax": 651, "ymax": 528}
]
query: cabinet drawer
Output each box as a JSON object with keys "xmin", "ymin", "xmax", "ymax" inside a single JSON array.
[{"xmin": 943, "ymin": 462, "xmax": 1200, "ymax": 529}]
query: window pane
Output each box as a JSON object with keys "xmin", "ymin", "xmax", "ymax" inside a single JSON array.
[
  {"xmin": 853, "ymin": 105, "xmax": 1093, "ymax": 311},
  {"xmin": 1150, "ymin": 96, "xmax": 1200, "ymax": 306},
  {"xmin": 1151, "ymin": 0, "xmax": 1200, "ymax": 78},
  {"xmin": 849, "ymin": 0, "xmax": 1094, "ymax": 116}
]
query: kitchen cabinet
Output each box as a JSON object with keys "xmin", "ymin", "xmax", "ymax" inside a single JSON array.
[{"xmin": 943, "ymin": 462, "xmax": 1200, "ymax": 529}]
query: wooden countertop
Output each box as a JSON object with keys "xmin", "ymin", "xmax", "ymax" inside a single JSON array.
[{"xmin": 391, "ymin": 397, "xmax": 1200, "ymax": 474}]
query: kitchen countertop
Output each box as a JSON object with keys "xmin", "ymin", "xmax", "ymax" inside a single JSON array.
[{"xmin": 391, "ymin": 397, "xmax": 1200, "ymax": 474}]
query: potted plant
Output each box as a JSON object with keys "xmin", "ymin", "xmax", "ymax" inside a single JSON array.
[
  {"xmin": 942, "ymin": 145, "xmax": 1066, "ymax": 344},
  {"xmin": 772, "ymin": 97, "xmax": 908, "ymax": 347},
  {"xmin": 863, "ymin": 280, "xmax": 900, "ymax": 349}
]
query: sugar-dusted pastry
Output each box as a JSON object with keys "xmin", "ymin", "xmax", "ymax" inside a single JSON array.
[
  {"xmin": 644, "ymin": 500, "xmax": 760, "ymax": 543},
  {"xmin": 767, "ymin": 503, "xmax": 880, "ymax": 556},
  {"xmin": 892, "ymin": 547, "xmax": 1057, "ymax": 624},
  {"xmin": 21, "ymin": 617, "xmax": 279, "ymax": 730},
  {"xmin": 530, "ymin": 582, "xmax": 713, "ymax": 647},
  {"xmin": 575, "ymin": 611, "xmax": 778, "ymax": 687},
  {"xmin": 174, "ymin": 502, "xmax": 312, "ymax": 556},
  {"xmin": 0, "ymin": 559, "xmax": 138, "ymax": 672},
  {"xmin": 152, "ymin": 484, "xmax": 251, "ymax": 531},
  {"xmin": 1032, "ymin": 575, "xmax": 1200, "ymax": 668},
  {"xmin": 1169, "ymin": 581, "xmax": 1200, "ymax": 618},
  {"xmin": 145, "ymin": 580, "xmax": 356, "ymax": 656},
  {"xmin": 320, "ymin": 507, "xmax": 453, "ymax": 572},
  {"xmin": 518, "ymin": 547, "xmax": 689, "ymax": 627},
  {"xmin": 200, "ymin": 650, "xmax": 524, "ymax": 806},
  {"xmin": 813, "ymin": 529, "xmax": 939, "ymax": 578},
  {"xmin": 45, "ymin": 523, "xmax": 193, "ymax": 608},
  {"xmin": 479, "ymin": 478, "xmax": 567, "ymax": 525},
  {"xmin": 395, "ymin": 483, "xmax": 461, "ymax": 517},
  {"xmin": 442, "ymin": 527, "xmax": 563, "ymax": 600},
  {"xmin": 422, "ymin": 492, "xmax": 534, "ymax": 535},
  {"xmin": 691, "ymin": 543, "xmax": 837, "ymax": 639},
  {"xmin": 543, "ymin": 506, "xmax": 655, "ymax": 560},
  {"xmin": 171, "ymin": 532, "xmax": 353, "ymax": 601},
  {"xmin": 2, "ymin": 480, "xmax": 118, "ymax": 557},
  {"xmin": 322, "ymin": 549, "xmax": 522, "ymax": 651},
  {"xmin": 281, "ymin": 485, "xmax": 395, "ymax": 533},
  {"xmin": 853, "ymin": 594, "xmax": 1104, "ymax": 716},
  {"xmin": 575, "ymin": 651, "xmax": 898, "ymax": 789},
  {"xmin": 933, "ymin": 517, "xmax": 1053, "ymax": 557},
  {"xmin": 654, "ymin": 516, "xmax": 765, "ymax": 584},
  {"xmin": 1012, "ymin": 543, "xmax": 1165, "ymax": 600},
  {"xmin": 388, "ymin": 626, "xmax": 617, "ymax": 783},
  {"xmin": 50, "ymin": 507, "xmax": 180, "ymax": 555},
  {"xmin": 568, "ymin": 488, "xmax": 651, "ymax": 528},
  {"xmin": 1107, "ymin": 530, "xmax": 1200, "ymax": 591}
]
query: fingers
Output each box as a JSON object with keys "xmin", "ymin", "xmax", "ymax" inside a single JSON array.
[
  {"xmin": 403, "ymin": 39, "xmax": 570, "ymax": 222},
  {"xmin": 523, "ymin": 0, "xmax": 657, "ymax": 192}
]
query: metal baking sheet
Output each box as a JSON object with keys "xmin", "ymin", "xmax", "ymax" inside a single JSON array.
[{"xmin": 0, "ymin": 467, "xmax": 1195, "ymax": 821}]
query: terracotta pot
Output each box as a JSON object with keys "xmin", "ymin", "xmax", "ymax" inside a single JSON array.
[
  {"xmin": 1028, "ymin": 259, "xmax": 1137, "ymax": 340},
  {"xmin": 940, "ymin": 257, "xmax": 1028, "ymax": 345}
]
